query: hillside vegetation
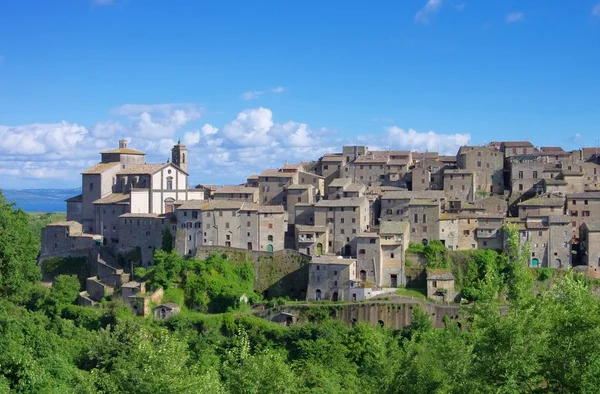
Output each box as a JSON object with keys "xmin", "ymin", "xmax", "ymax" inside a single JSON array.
[{"xmin": 3, "ymin": 190, "xmax": 600, "ymax": 393}]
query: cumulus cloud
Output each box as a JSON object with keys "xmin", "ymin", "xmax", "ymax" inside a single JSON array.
[
  {"xmin": 222, "ymin": 107, "xmax": 275, "ymax": 146},
  {"xmin": 506, "ymin": 12, "xmax": 524, "ymax": 23},
  {"xmin": 0, "ymin": 122, "xmax": 87, "ymax": 156},
  {"xmin": 415, "ymin": 0, "xmax": 444, "ymax": 23},
  {"xmin": 593, "ymin": 3, "xmax": 600, "ymax": 17},
  {"xmin": 385, "ymin": 127, "xmax": 470, "ymax": 155}
]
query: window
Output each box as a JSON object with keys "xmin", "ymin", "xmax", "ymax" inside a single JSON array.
[
  {"xmin": 370, "ymin": 238, "xmax": 376, "ymax": 244},
  {"xmin": 414, "ymin": 213, "xmax": 418, "ymax": 223},
  {"xmin": 268, "ymin": 235, "xmax": 274, "ymax": 242},
  {"xmin": 463, "ymin": 230, "xmax": 470, "ymax": 236},
  {"xmin": 533, "ymin": 171, "xmax": 538, "ymax": 179},
  {"xmin": 89, "ymin": 182, "xmax": 94, "ymax": 191},
  {"xmin": 226, "ymin": 234, "xmax": 231, "ymax": 240},
  {"xmin": 323, "ymin": 165, "xmax": 328, "ymax": 170},
  {"xmin": 352, "ymin": 218, "xmax": 356, "ymax": 223},
  {"xmin": 268, "ymin": 223, "xmax": 273, "ymax": 229},
  {"xmin": 538, "ymin": 231, "xmax": 543, "ymax": 236},
  {"xmin": 232, "ymin": 211, "xmax": 236, "ymax": 217},
  {"xmin": 477, "ymin": 161, "xmax": 481, "ymax": 168},
  {"xmin": 519, "ymin": 184, "xmax": 523, "ymax": 191},
  {"xmin": 518, "ymin": 171, "xmax": 523, "ymax": 179},
  {"xmin": 422, "ymin": 213, "xmax": 427, "ymax": 223},
  {"xmin": 341, "ymin": 218, "xmax": 345, "ymax": 224},
  {"xmin": 341, "ymin": 229, "xmax": 345, "ymax": 234},
  {"xmin": 247, "ymin": 221, "xmax": 251, "ymax": 227},
  {"xmin": 423, "ymin": 225, "xmax": 428, "ymax": 232},
  {"xmin": 166, "ymin": 177, "xmax": 173, "ymax": 190},
  {"xmin": 298, "ymin": 197, "xmax": 301, "ymax": 202},
  {"xmin": 585, "ymin": 200, "xmax": 589, "ymax": 205},
  {"xmin": 225, "ymin": 222, "xmax": 230, "ymax": 229},
  {"xmin": 583, "ymin": 211, "xmax": 591, "ymax": 217},
  {"xmin": 207, "ymin": 212, "xmax": 211, "ymax": 217}
]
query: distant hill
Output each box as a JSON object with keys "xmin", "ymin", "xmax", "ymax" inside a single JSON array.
[{"xmin": 1, "ymin": 188, "xmax": 80, "ymax": 212}]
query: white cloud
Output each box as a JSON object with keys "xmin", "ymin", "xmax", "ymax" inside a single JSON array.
[
  {"xmin": 593, "ymin": 3, "xmax": 600, "ymax": 17},
  {"xmin": 241, "ymin": 91, "xmax": 264, "ymax": 100},
  {"xmin": 222, "ymin": 107, "xmax": 275, "ymax": 146},
  {"xmin": 91, "ymin": 120, "xmax": 124, "ymax": 138},
  {"xmin": 201, "ymin": 123, "xmax": 219, "ymax": 136},
  {"xmin": 415, "ymin": 0, "xmax": 444, "ymax": 23},
  {"xmin": 570, "ymin": 133, "xmax": 583, "ymax": 143},
  {"xmin": 0, "ymin": 122, "xmax": 88, "ymax": 156},
  {"xmin": 183, "ymin": 131, "xmax": 201, "ymax": 146},
  {"xmin": 241, "ymin": 87, "xmax": 285, "ymax": 100},
  {"xmin": 385, "ymin": 126, "xmax": 470, "ymax": 155},
  {"xmin": 506, "ymin": 12, "xmax": 524, "ymax": 23},
  {"xmin": 114, "ymin": 104, "xmax": 201, "ymax": 140}
]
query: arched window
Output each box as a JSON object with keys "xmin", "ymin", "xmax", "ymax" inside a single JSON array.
[
  {"xmin": 166, "ymin": 176, "xmax": 173, "ymax": 190},
  {"xmin": 268, "ymin": 235, "xmax": 273, "ymax": 242},
  {"xmin": 315, "ymin": 289, "xmax": 322, "ymax": 300}
]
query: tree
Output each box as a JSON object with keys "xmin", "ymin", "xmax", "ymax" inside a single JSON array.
[
  {"xmin": 49, "ymin": 275, "xmax": 80, "ymax": 312},
  {"xmin": 161, "ymin": 228, "xmax": 174, "ymax": 252},
  {"xmin": 0, "ymin": 190, "xmax": 41, "ymax": 303}
]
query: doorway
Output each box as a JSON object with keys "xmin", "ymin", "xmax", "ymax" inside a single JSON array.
[
  {"xmin": 390, "ymin": 274, "xmax": 398, "ymax": 288},
  {"xmin": 360, "ymin": 270, "xmax": 367, "ymax": 281},
  {"xmin": 316, "ymin": 243, "xmax": 323, "ymax": 256}
]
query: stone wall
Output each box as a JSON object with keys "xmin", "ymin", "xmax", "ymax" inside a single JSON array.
[{"xmin": 195, "ymin": 246, "xmax": 311, "ymax": 299}]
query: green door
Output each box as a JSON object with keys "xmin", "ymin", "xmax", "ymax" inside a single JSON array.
[
  {"xmin": 266, "ymin": 244, "xmax": 273, "ymax": 252},
  {"xmin": 316, "ymin": 243, "xmax": 323, "ymax": 256},
  {"xmin": 531, "ymin": 258, "xmax": 539, "ymax": 267}
]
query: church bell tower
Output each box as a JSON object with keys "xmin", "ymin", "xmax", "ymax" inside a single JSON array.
[{"xmin": 171, "ymin": 140, "xmax": 188, "ymax": 173}]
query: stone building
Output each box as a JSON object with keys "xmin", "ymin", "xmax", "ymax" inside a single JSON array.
[
  {"xmin": 40, "ymin": 221, "xmax": 99, "ymax": 259},
  {"xmin": 213, "ymin": 186, "xmax": 259, "ymax": 203},
  {"xmin": 378, "ymin": 220, "xmax": 409, "ymax": 287},
  {"xmin": 410, "ymin": 158, "xmax": 445, "ymax": 191},
  {"xmin": 154, "ymin": 303, "xmax": 181, "ymax": 319},
  {"xmin": 317, "ymin": 154, "xmax": 346, "ymax": 195},
  {"xmin": 518, "ymin": 194, "xmax": 565, "ymax": 219},
  {"xmin": 407, "ymin": 199, "xmax": 441, "ymax": 246},
  {"xmin": 457, "ymin": 145, "xmax": 504, "ymax": 195},
  {"xmin": 306, "ymin": 255, "xmax": 358, "ymax": 301},
  {"xmin": 286, "ymin": 184, "xmax": 317, "ymax": 225},
  {"xmin": 117, "ymin": 213, "xmax": 175, "ymax": 266},
  {"xmin": 580, "ymin": 221, "xmax": 600, "ymax": 268},
  {"xmin": 295, "ymin": 224, "xmax": 328, "ymax": 256},
  {"xmin": 515, "ymin": 216, "xmax": 572, "ymax": 268},
  {"xmin": 313, "ymin": 197, "xmax": 370, "ymax": 256},
  {"xmin": 566, "ymin": 192, "xmax": 600, "ymax": 240},
  {"xmin": 500, "ymin": 141, "xmax": 534, "ymax": 158},
  {"xmin": 426, "ymin": 270, "xmax": 456, "ymax": 303},
  {"xmin": 380, "ymin": 190, "xmax": 445, "ymax": 222},
  {"xmin": 443, "ymin": 169, "xmax": 476, "ymax": 202},
  {"xmin": 258, "ymin": 169, "xmax": 297, "ymax": 206},
  {"xmin": 175, "ymin": 200, "xmax": 287, "ymax": 254}
]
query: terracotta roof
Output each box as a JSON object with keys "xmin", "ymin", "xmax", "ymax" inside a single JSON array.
[
  {"xmin": 65, "ymin": 194, "xmax": 83, "ymax": 202},
  {"xmin": 47, "ymin": 221, "xmax": 81, "ymax": 228},
  {"xmin": 540, "ymin": 146, "xmax": 564, "ymax": 152},
  {"xmin": 382, "ymin": 190, "xmax": 445, "ymax": 200},
  {"xmin": 202, "ymin": 201, "xmax": 245, "ymax": 211},
  {"xmin": 438, "ymin": 155, "xmax": 457, "ymax": 162},
  {"xmin": 197, "ymin": 184, "xmax": 219, "ymax": 191},
  {"xmin": 93, "ymin": 193, "xmax": 130, "ymax": 205},
  {"xmin": 311, "ymin": 255, "xmax": 356, "ymax": 265},
  {"xmin": 427, "ymin": 270, "xmax": 454, "ymax": 280},
  {"xmin": 457, "ymin": 145, "xmax": 497, "ymax": 155},
  {"xmin": 295, "ymin": 225, "xmax": 327, "ymax": 233},
  {"xmin": 247, "ymin": 174, "xmax": 259, "ymax": 180},
  {"xmin": 298, "ymin": 170, "xmax": 324, "ymax": 179},
  {"xmin": 100, "ymin": 147, "xmax": 145, "ymax": 155},
  {"xmin": 584, "ymin": 221, "xmax": 600, "ymax": 232},
  {"xmin": 82, "ymin": 162, "xmax": 120, "ymax": 174},
  {"xmin": 379, "ymin": 220, "xmax": 409, "ymax": 234},
  {"xmin": 120, "ymin": 213, "xmax": 162, "ymax": 218},
  {"xmin": 214, "ymin": 186, "xmax": 258, "ymax": 194},
  {"xmin": 526, "ymin": 222, "xmax": 548, "ymax": 230},
  {"xmin": 444, "ymin": 169, "xmax": 474, "ymax": 175},
  {"xmin": 321, "ymin": 155, "xmax": 345, "ymax": 162},
  {"xmin": 358, "ymin": 232, "xmax": 379, "ymax": 238},
  {"xmin": 548, "ymin": 215, "xmax": 571, "ymax": 224},
  {"xmin": 258, "ymin": 205, "xmax": 286, "ymax": 213},
  {"xmin": 329, "ymin": 178, "xmax": 352, "ymax": 188},
  {"xmin": 282, "ymin": 163, "xmax": 302, "ymax": 170},
  {"xmin": 176, "ymin": 200, "xmax": 206, "ymax": 210},
  {"xmin": 501, "ymin": 141, "xmax": 534, "ymax": 148},
  {"xmin": 259, "ymin": 169, "xmax": 295, "ymax": 178},
  {"xmin": 353, "ymin": 156, "xmax": 389, "ymax": 164},
  {"xmin": 409, "ymin": 199, "xmax": 440, "ymax": 207},
  {"xmin": 518, "ymin": 196, "xmax": 565, "ymax": 207},
  {"xmin": 345, "ymin": 183, "xmax": 366, "ymax": 192},
  {"xmin": 315, "ymin": 197, "xmax": 368, "ymax": 207},
  {"xmin": 567, "ymin": 192, "xmax": 600, "ymax": 199},
  {"xmin": 117, "ymin": 164, "xmax": 166, "ymax": 175}
]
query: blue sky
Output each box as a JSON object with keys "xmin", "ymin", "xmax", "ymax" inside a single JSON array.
[{"xmin": 0, "ymin": 0, "xmax": 599, "ymax": 188}]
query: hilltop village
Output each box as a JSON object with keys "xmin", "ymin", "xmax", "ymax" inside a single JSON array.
[{"xmin": 40, "ymin": 139, "xmax": 600, "ymax": 309}]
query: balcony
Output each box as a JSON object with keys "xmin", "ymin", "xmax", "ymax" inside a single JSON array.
[
  {"xmin": 380, "ymin": 237, "xmax": 401, "ymax": 246},
  {"xmin": 476, "ymin": 228, "xmax": 499, "ymax": 239},
  {"xmin": 298, "ymin": 234, "xmax": 315, "ymax": 243}
]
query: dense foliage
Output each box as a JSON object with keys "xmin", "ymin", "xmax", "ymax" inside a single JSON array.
[{"xmin": 4, "ymin": 191, "xmax": 600, "ymax": 392}]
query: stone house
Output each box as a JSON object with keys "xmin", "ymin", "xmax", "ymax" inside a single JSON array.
[
  {"xmin": 40, "ymin": 221, "xmax": 99, "ymax": 259},
  {"xmin": 176, "ymin": 200, "xmax": 287, "ymax": 254},
  {"xmin": 566, "ymin": 192, "xmax": 600, "ymax": 240},
  {"xmin": 270, "ymin": 312, "xmax": 296, "ymax": 326},
  {"xmin": 378, "ymin": 220, "xmax": 409, "ymax": 287},
  {"xmin": 294, "ymin": 203, "xmax": 316, "ymax": 226},
  {"xmin": 306, "ymin": 255, "xmax": 358, "ymax": 301},
  {"xmin": 118, "ymin": 213, "xmax": 175, "ymax": 266},
  {"xmin": 560, "ymin": 170, "xmax": 585, "ymax": 194},
  {"xmin": 245, "ymin": 175, "xmax": 259, "ymax": 188},
  {"xmin": 426, "ymin": 270, "xmax": 456, "ymax": 303},
  {"xmin": 582, "ymin": 162, "xmax": 600, "ymax": 191},
  {"xmin": 154, "ymin": 302, "xmax": 181, "ymax": 320},
  {"xmin": 516, "ymin": 215, "xmax": 572, "ymax": 268},
  {"xmin": 327, "ymin": 178, "xmax": 352, "ymax": 199},
  {"xmin": 295, "ymin": 225, "xmax": 328, "ymax": 256},
  {"xmin": 517, "ymin": 194, "xmax": 565, "ymax": 219},
  {"xmin": 457, "ymin": 145, "xmax": 504, "ymax": 195},
  {"xmin": 543, "ymin": 178, "xmax": 569, "ymax": 194},
  {"xmin": 475, "ymin": 215, "xmax": 505, "ymax": 250},
  {"xmin": 410, "ymin": 158, "xmax": 445, "ymax": 192},
  {"xmin": 407, "ymin": 199, "xmax": 441, "ymax": 246},
  {"xmin": 317, "ymin": 154, "xmax": 346, "ymax": 194},
  {"xmin": 500, "ymin": 141, "xmax": 534, "ymax": 158},
  {"xmin": 196, "ymin": 184, "xmax": 218, "ymax": 199},
  {"xmin": 258, "ymin": 169, "xmax": 297, "ymax": 206},
  {"xmin": 297, "ymin": 170, "xmax": 325, "ymax": 197},
  {"xmin": 443, "ymin": 169, "xmax": 476, "ymax": 202},
  {"xmin": 356, "ymin": 233, "xmax": 381, "ymax": 285},
  {"xmin": 474, "ymin": 195, "xmax": 508, "ymax": 216},
  {"xmin": 286, "ymin": 184, "xmax": 316, "ymax": 225},
  {"xmin": 120, "ymin": 281, "xmax": 145, "ymax": 298},
  {"xmin": 380, "ymin": 190, "xmax": 445, "ymax": 222},
  {"xmin": 579, "ymin": 221, "xmax": 600, "ymax": 268},
  {"xmin": 506, "ymin": 155, "xmax": 546, "ymax": 197},
  {"xmin": 213, "ymin": 186, "xmax": 259, "ymax": 203},
  {"xmin": 313, "ymin": 197, "xmax": 370, "ymax": 256}
]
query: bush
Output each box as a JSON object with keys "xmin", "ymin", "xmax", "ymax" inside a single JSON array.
[{"xmin": 537, "ymin": 268, "xmax": 554, "ymax": 282}]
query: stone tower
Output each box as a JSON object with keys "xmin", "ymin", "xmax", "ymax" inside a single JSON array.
[{"xmin": 171, "ymin": 140, "xmax": 188, "ymax": 173}]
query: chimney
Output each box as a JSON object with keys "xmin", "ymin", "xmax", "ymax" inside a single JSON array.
[{"xmin": 119, "ymin": 139, "xmax": 127, "ymax": 149}]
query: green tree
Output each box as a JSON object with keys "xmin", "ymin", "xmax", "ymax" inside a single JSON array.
[
  {"xmin": 0, "ymin": 190, "xmax": 41, "ymax": 303},
  {"xmin": 161, "ymin": 228, "xmax": 174, "ymax": 252},
  {"xmin": 48, "ymin": 275, "xmax": 80, "ymax": 313}
]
